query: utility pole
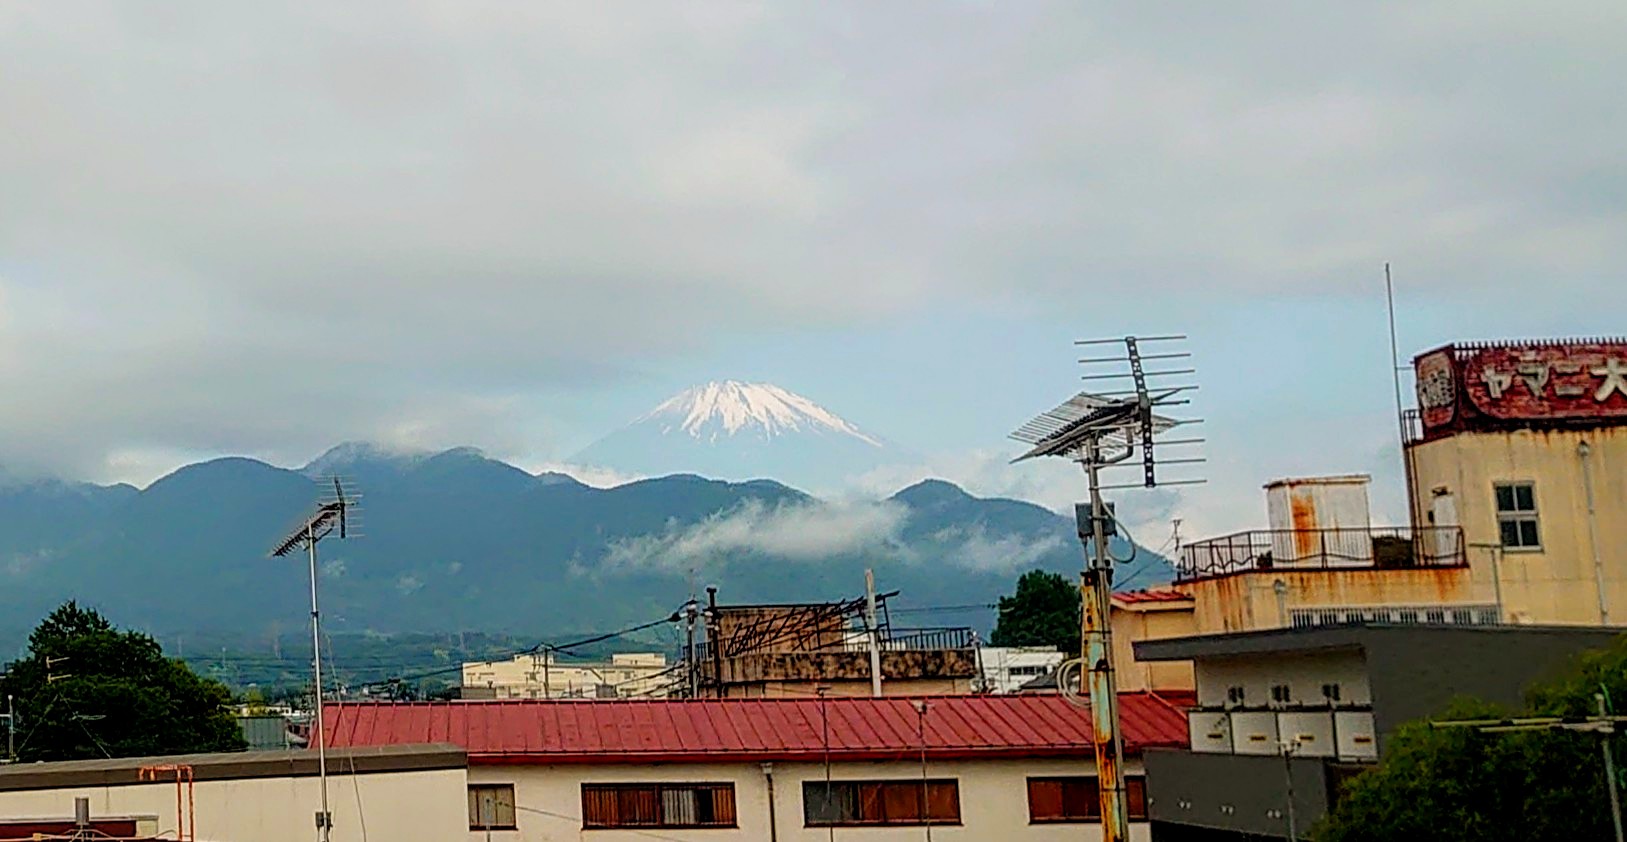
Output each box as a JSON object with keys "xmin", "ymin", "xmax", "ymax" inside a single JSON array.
[
  {"xmin": 3, "ymin": 693, "xmax": 13, "ymax": 764},
  {"xmin": 1281, "ymin": 738, "xmax": 1300, "ymax": 841},
  {"xmin": 1081, "ymin": 444, "xmax": 1131, "ymax": 842},
  {"xmin": 865, "ymin": 569, "xmax": 883, "ymax": 698},
  {"xmin": 305, "ymin": 520, "xmax": 332, "ymax": 842},
  {"xmin": 269, "ymin": 478, "xmax": 355, "ymax": 842},
  {"xmin": 1604, "ymin": 694, "xmax": 1626, "ymax": 842},
  {"xmin": 1010, "ymin": 334, "xmax": 1203, "ymax": 842},
  {"xmin": 683, "ymin": 600, "xmax": 699, "ymax": 698},
  {"xmin": 1432, "ymin": 695, "xmax": 1627, "ymax": 842},
  {"xmin": 706, "ymin": 587, "xmax": 723, "ymax": 698}
]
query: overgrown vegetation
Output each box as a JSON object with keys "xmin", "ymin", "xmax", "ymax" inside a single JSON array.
[
  {"xmin": 990, "ymin": 569, "xmax": 1080, "ymax": 654},
  {"xmin": 0, "ymin": 602, "xmax": 246, "ymax": 761},
  {"xmin": 1317, "ymin": 636, "xmax": 1627, "ymax": 841}
]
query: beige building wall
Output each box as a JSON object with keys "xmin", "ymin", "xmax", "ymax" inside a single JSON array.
[
  {"xmin": 1178, "ymin": 566, "xmax": 1483, "ymax": 634},
  {"xmin": 1111, "ymin": 604, "xmax": 1197, "ymax": 692},
  {"xmin": 463, "ymin": 652, "xmax": 671, "ymax": 699},
  {"xmin": 469, "ymin": 757, "xmax": 1152, "ymax": 841},
  {"xmin": 1408, "ymin": 425, "xmax": 1627, "ymax": 626},
  {"xmin": 0, "ymin": 767, "xmax": 467, "ymax": 842}
]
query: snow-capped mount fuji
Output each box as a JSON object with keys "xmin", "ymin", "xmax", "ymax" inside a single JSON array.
[{"xmin": 573, "ymin": 381, "xmax": 897, "ymax": 490}]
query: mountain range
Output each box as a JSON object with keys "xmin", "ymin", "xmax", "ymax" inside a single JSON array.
[{"xmin": 0, "ymin": 445, "xmax": 1173, "ymax": 642}]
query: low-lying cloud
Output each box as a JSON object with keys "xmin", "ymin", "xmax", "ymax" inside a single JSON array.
[{"xmin": 603, "ymin": 498, "xmax": 908, "ymax": 571}]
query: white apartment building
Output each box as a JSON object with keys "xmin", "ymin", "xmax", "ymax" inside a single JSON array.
[{"xmin": 461, "ymin": 652, "xmax": 670, "ymax": 699}]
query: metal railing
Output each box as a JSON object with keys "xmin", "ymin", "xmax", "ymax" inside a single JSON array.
[{"xmin": 1177, "ymin": 526, "xmax": 1466, "ymax": 581}]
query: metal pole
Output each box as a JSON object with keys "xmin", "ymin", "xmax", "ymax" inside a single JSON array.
[
  {"xmin": 685, "ymin": 602, "xmax": 698, "ymax": 698},
  {"xmin": 1601, "ymin": 694, "xmax": 1625, "ymax": 842},
  {"xmin": 1581, "ymin": 441, "xmax": 1610, "ymax": 625},
  {"xmin": 5, "ymin": 694, "xmax": 13, "ymax": 763},
  {"xmin": 1282, "ymin": 740, "xmax": 1299, "ymax": 842},
  {"xmin": 1386, "ymin": 264, "xmax": 1422, "ymax": 533},
  {"xmin": 707, "ymin": 587, "xmax": 724, "ymax": 698},
  {"xmin": 542, "ymin": 647, "xmax": 551, "ymax": 699},
  {"xmin": 866, "ymin": 569, "xmax": 883, "ymax": 698},
  {"xmin": 1083, "ymin": 442, "xmax": 1130, "ymax": 842},
  {"xmin": 307, "ymin": 522, "xmax": 331, "ymax": 842}
]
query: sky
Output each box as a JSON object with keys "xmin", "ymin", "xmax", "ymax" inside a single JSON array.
[{"xmin": 1, "ymin": 2, "xmax": 1624, "ymax": 540}]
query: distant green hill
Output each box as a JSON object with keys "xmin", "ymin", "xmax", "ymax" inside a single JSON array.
[{"xmin": 0, "ymin": 446, "xmax": 1172, "ymax": 647}]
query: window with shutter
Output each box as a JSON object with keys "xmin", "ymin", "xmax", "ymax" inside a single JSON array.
[
  {"xmin": 468, "ymin": 784, "xmax": 517, "ymax": 831},
  {"xmin": 1028, "ymin": 777, "xmax": 1149, "ymax": 823},
  {"xmin": 580, "ymin": 783, "xmax": 737, "ymax": 829},
  {"xmin": 802, "ymin": 779, "xmax": 961, "ymax": 827}
]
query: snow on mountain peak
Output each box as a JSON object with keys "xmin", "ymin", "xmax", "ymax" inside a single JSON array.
[{"xmin": 640, "ymin": 381, "xmax": 882, "ymax": 447}]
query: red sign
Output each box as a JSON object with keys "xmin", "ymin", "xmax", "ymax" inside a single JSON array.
[{"xmin": 1415, "ymin": 341, "xmax": 1627, "ymax": 432}]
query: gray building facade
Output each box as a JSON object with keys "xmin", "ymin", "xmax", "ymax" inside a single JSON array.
[{"xmin": 1134, "ymin": 623, "xmax": 1622, "ymax": 840}]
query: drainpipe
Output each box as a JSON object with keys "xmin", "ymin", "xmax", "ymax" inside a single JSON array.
[
  {"xmin": 1581, "ymin": 441, "xmax": 1610, "ymax": 625},
  {"xmin": 760, "ymin": 762, "xmax": 779, "ymax": 842}
]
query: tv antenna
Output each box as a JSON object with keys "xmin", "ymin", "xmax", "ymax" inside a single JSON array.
[
  {"xmin": 269, "ymin": 476, "xmax": 359, "ymax": 842},
  {"xmin": 1009, "ymin": 334, "xmax": 1203, "ymax": 842}
]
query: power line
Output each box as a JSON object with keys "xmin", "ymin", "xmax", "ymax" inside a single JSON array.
[{"xmin": 358, "ymin": 612, "xmax": 684, "ymax": 692}]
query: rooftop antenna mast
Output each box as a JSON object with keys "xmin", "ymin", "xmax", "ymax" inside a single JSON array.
[
  {"xmin": 1009, "ymin": 335, "xmax": 1203, "ymax": 842},
  {"xmin": 270, "ymin": 476, "xmax": 360, "ymax": 842}
]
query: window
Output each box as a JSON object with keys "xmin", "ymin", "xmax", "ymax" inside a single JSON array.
[
  {"xmin": 802, "ymin": 780, "xmax": 961, "ymax": 826},
  {"xmin": 1226, "ymin": 685, "xmax": 1246, "ymax": 705},
  {"xmin": 1270, "ymin": 684, "xmax": 1292, "ymax": 703},
  {"xmin": 1494, "ymin": 482, "xmax": 1541, "ymax": 550},
  {"xmin": 581, "ymin": 783, "xmax": 736, "ymax": 829},
  {"xmin": 1027, "ymin": 777, "xmax": 1148, "ymax": 823},
  {"xmin": 469, "ymin": 784, "xmax": 517, "ymax": 831},
  {"xmin": 1321, "ymin": 683, "xmax": 1342, "ymax": 702}
]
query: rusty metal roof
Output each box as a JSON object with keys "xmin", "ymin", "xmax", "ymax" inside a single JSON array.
[
  {"xmin": 324, "ymin": 694, "xmax": 1189, "ymax": 764},
  {"xmin": 1113, "ymin": 589, "xmax": 1193, "ymax": 605}
]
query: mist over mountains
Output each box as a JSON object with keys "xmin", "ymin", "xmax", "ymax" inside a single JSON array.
[{"xmin": 0, "ymin": 444, "xmax": 1172, "ymax": 640}]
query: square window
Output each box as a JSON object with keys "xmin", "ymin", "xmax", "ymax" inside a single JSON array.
[
  {"xmin": 469, "ymin": 784, "xmax": 517, "ymax": 831},
  {"xmin": 1494, "ymin": 483, "xmax": 1541, "ymax": 550}
]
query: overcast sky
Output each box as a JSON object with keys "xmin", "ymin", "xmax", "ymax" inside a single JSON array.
[{"xmin": 2, "ymin": 2, "xmax": 1623, "ymax": 536}]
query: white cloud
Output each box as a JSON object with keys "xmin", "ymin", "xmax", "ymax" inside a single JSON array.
[
  {"xmin": 0, "ymin": 2, "xmax": 1621, "ymax": 482},
  {"xmin": 925, "ymin": 525, "xmax": 1064, "ymax": 575},
  {"xmin": 602, "ymin": 498, "xmax": 908, "ymax": 572}
]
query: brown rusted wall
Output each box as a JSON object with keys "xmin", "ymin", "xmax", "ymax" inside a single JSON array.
[
  {"xmin": 709, "ymin": 606, "xmax": 848, "ymax": 654},
  {"xmin": 1183, "ymin": 567, "xmax": 1479, "ymax": 633},
  {"xmin": 719, "ymin": 648, "xmax": 977, "ymax": 684}
]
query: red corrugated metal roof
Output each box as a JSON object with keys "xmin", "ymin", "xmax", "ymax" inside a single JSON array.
[
  {"xmin": 1114, "ymin": 589, "xmax": 1193, "ymax": 605},
  {"xmin": 324, "ymin": 693, "xmax": 1188, "ymax": 765}
]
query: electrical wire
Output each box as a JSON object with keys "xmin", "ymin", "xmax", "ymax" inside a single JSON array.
[
  {"xmin": 513, "ymin": 803, "xmax": 698, "ymax": 842},
  {"xmin": 358, "ymin": 611, "xmax": 685, "ymax": 693}
]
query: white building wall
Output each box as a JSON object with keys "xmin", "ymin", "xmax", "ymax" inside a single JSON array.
[
  {"xmin": 978, "ymin": 647, "xmax": 1066, "ymax": 693},
  {"xmin": 1193, "ymin": 650, "xmax": 1371, "ymax": 709},
  {"xmin": 469, "ymin": 757, "xmax": 1153, "ymax": 842},
  {"xmin": 0, "ymin": 767, "xmax": 467, "ymax": 842}
]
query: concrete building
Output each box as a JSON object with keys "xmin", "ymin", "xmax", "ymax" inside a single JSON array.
[
  {"xmin": 0, "ymin": 744, "xmax": 468, "ymax": 842},
  {"xmin": 1162, "ymin": 338, "xmax": 1627, "ymax": 639},
  {"xmin": 325, "ymin": 694, "xmax": 1189, "ymax": 840},
  {"xmin": 1132, "ymin": 623, "xmax": 1620, "ymax": 840},
  {"xmin": 1407, "ymin": 338, "xmax": 1627, "ymax": 626},
  {"xmin": 976, "ymin": 646, "xmax": 1066, "ymax": 693},
  {"xmin": 462, "ymin": 652, "xmax": 671, "ymax": 699}
]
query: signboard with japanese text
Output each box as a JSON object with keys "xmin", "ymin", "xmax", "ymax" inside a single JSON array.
[{"xmin": 1415, "ymin": 340, "xmax": 1627, "ymax": 435}]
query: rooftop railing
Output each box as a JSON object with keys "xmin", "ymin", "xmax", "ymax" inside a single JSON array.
[{"xmin": 1176, "ymin": 526, "xmax": 1466, "ymax": 581}]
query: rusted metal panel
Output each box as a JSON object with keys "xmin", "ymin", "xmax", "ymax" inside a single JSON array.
[
  {"xmin": 1265, "ymin": 476, "xmax": 1373, "ymax": 567},
  {"xmin": 1414, "ymin": 339, "xmax": 1627, "ymax": 438}
]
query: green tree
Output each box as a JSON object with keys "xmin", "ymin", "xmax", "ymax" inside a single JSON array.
[
  {"xmin": 990, "ymin": 570, "xmax": 1080, "ymax": 653},
  {"xmin": 0, "ymin": 601, "xmax": 246, "ymax": 761},
  {"xmin": 1317, "ymin": 637, "xmax": 1627, "ymax": 841}
]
